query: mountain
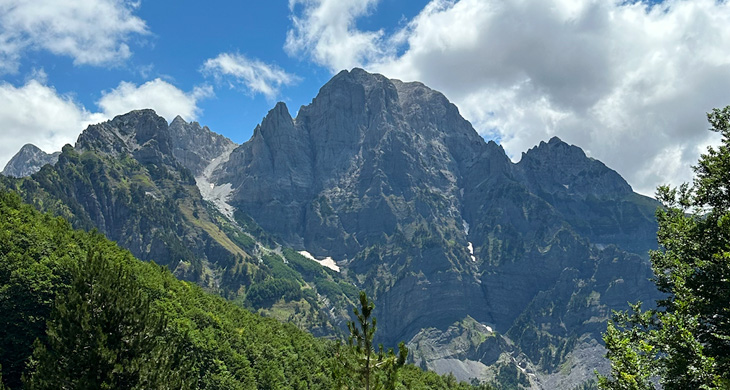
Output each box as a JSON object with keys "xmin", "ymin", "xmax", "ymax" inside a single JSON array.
[
  {"xmin": 0, "ymin": 110, "xmax": 358, "ymax": 339},
  {"xmin": 1, "ymin": 69, "xmax": 662, "ymax": 389},
  {"xmin": 1, "ymin": 143, "xmax": 60, "ymax": 177},
  {"xmin": 211, "ymin": 68, "xmax": 662, "ymax": 388}
]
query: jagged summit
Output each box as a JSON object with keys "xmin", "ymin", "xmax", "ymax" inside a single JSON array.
[
  {"xmin": 2, "ymin": 143, "xmax": 60, "ymax": 178},
  {"xmin": 168, "ymin": 114, "xmax": 236, "ymax": 176},
  {"xmin": 518, "ymin": 135, "xmax": 633, "ymax": 197},
  {"xmin": 75, "ymin": 109, "xmax": 172, "ymax": 164},
  {"xmin": 207, "ymin": 69, "xmax": 661, "ymax": 372}
]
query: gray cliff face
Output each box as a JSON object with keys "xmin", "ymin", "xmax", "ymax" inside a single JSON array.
[
  {"xmin": 213, "ymin": 68, "xmax": 661, "ymax": 387},
  {"xmin": 516, "ymin": 136, "xmax": 633, "ymax": 198},
  {"xmin": 219, "ymin": 69, "xmax": 489, "ymax": 256},
  {"xmin": 2, "ymin": 144, "xmax": 60, "ymax": 178},
  {"xmin": 217, "ymin": 69, "xmax": 497, "ymax": 344},
  {"xmin": 168, "ymin": 115, "xmax": 236, "ymax": 176},
  {"xmin": 514, "ymin": 137, "xmax": 658, "ymax": 254}
]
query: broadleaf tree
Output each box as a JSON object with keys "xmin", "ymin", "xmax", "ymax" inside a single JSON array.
[{"xmin": 598, "ymin": 106, "xmax": 730, "ymax": 389}]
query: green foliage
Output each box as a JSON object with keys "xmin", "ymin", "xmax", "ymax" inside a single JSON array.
[
  {"xmin": 0, "ymin": 193, "xmax": 79, "ymax": 388},
  {"xmin": 573, "ymin": 381, "xmax": 598, "ymax": 390},
  {"xmin": 283, "ymin": 249, "xmax": 329, "ymax": 281},
  {"xmin": 0, "ymin": 190, "xmax": 481, "ymax": 390},
  {"xmin": 233, "ymin": 209, "xmax": 277, "ymax": 248},
  {"xmin": 491, "ymin": 363, "xmax": 530, "ymax": 390},
  {"xmin": 27, "ymin": 248, "xmax": 192, "ymax": 390},
  {"xmin": 348, "ymin": 291, "xmax": 379, "ymax": 390},
  {"xmin": 598, "ymin": 106, "xmax": 730, "ymax": 389},
  {"xmin": 337, "ymin": 291, "xmax": 418, "ymax": 390},
  {"xmin": 245, "ymin": 278, "xmax": 302, "ymax": 308},
  {"xmin": 0, "ymin": 191, "xmax": 335, "ymax": 389}
]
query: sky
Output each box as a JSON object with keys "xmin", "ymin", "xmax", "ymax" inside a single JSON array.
[{"xmin": 1, "ymin": 0, "xmax": 729, "ymax": 196}]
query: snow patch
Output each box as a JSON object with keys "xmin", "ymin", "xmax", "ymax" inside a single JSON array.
[
  {"xmin": 563, "ymin": 184, "xmax": 570, "ymax": 189},
  {"xmin": 462, "ymin": 220, "xmax": 470, "ymax": 235},
  {"xmin": 195, "ymin": 143, "xmax": 238, "ymax": 221},
  {"xmin": 298, "ymin": 250, "xmax": 341, "ymax": 272},
  {"xmin": 467, "ymin": 242, "xmax": 476, "ymax": 262}
]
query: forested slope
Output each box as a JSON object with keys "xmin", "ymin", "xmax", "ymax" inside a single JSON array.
[{"xmin": 0, "ymin": 191, "xmax": 481, "ymax": 389}]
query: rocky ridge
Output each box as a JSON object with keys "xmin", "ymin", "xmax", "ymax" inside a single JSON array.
[{"xmin": 2, "ymin": 144, "xmax": 60, "ymax": 178}]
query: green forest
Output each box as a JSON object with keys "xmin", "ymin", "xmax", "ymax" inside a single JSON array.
[{"xmin": 0, "ymin": 191, "xmax": 489, "ymax": 389}]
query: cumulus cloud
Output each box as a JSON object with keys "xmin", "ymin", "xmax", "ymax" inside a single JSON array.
[
  {"xmin": 0, "ymin": 0, "xmax": 148, "ymax": 73},
  {"xmin": 97, "ymin": 78, "xmax": 213, "ymax": 122},
  {"xmin": 0, "ymin": 80, "xmax": 103, "ymax": 169},
  {"xmin": 0, "ymin": 78, "xmax": 210, "ymax": 169},
  {"xmin": 287, "ymin": 0, "xmax": 730, "ymax": 195},
  {"xmin": 285, "ymin": 0, "xmax": 385, "ymax": 71},
  {"xmin": 202, "ymin": 53, "xmax": 298, "ymax": 100}
]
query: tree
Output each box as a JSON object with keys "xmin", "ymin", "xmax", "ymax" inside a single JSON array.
[
  {"xmin": 27, "ymin": 247, "xmax": 192, "ymax": 390},
  {"xmin": 598, "ymin": 106, "xmax": 730, "ymax": 389},
  {"xmin": 344, "ymin": 291, "xmax": 408, "ymax": 390}
]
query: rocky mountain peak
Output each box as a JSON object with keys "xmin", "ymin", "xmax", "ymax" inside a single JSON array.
[
  {"xmin": 258, "ymin": 102, "xmax": 295, "ymax": 137},
  {"xmin": 517, "ymin": 136, "xmax": 632, "ymax": 198},
  {"xmin": 75, "ymin": 109, "xmax": 172, "ymax": 163},
  {"xmin": 1, "ymin": 67, "xmax": 665, "ymax": 389},
  {"xmin": 168, "ymin": 114, "xmax": 236, "ymax": 176},
  {"xmin": 170, "ymin": 115, "xmax": 187, "ymax": 127},
  {"xmin": 2, "ymin": 143, "xmax": 60, "ymax": 178}
]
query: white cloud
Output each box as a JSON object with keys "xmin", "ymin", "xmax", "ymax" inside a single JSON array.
[
  {"xmin": 287, "ymin": 0, "xmax": 730, "ymax": 196},
  {"xmin": 285, "ymin": 0, "xmax": 385, "ymax": 71},
  {"xmin": 0, "ymin": 80, "xmax": 103, "ymax": 169},
  {"xmin": 0, "ymin": 78, "xmax": 210, "ymax": 169},
  {"xmin": 97, "ymin": 78, "xmax": 213, "ymax": 122},
  {"xmin": 202, "ymin": 53, "xmax": 298, "ymax": 100},
  {"xmin": 0, "ymin": 0, "xmax": 148, "ymax": 73}
]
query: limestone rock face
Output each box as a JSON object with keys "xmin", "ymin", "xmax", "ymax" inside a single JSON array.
[
  {"xmin": 517, "ymin": 136, "xmax": 633, "ymax": 198},
  {"xmin": 3, "ymin": 109, "xmax": 249, "ymax": 293},
  {"xmin": 168, "ymin": 115, "xmax": 235, "ymax": 176},
  {"xmin": 514, "ymin": 137, "xmax": 658, "ymax": 254},
  {"xmin": 2, "ymin": 144, "xmax": 60, "ymax": 177},
  {"xmin": 213, "ymin": 68, "xmax": 661, "ymax": 388}
]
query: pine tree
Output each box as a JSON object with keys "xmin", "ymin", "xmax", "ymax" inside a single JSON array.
[
  {"xmin": 346, "ymin": 291, "xmax": 408, "ymax": 390},
  {"xmin": 349, "ymin": 291, "xmax": 377, "ymax": 390}
]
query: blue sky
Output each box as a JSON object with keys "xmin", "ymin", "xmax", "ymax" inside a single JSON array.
[{"xmin": 1, "ymin": 0, "xmax": 729, "ymax": 196}]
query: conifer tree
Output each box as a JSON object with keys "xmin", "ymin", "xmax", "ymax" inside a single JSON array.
[
  {"xmin": 598, "ymin": 106, "xmax": 730, "ymax": 389},
  {"xmin": 349, "ymin": 291, "xmax": 377, "ymax": 390},
  {"xmin": 346, "ymin": 291, "xmax": 408, "ymax": 390}
]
